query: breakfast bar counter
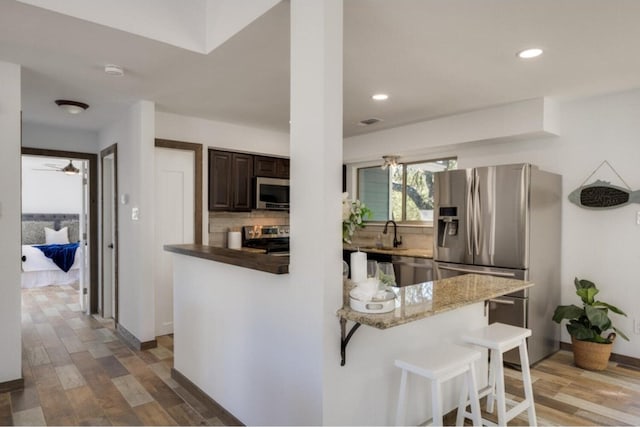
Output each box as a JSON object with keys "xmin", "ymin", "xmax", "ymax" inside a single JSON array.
[
  {"xmin": 337, "ymin": 274, "xmax": 533, "ymax": 367},
  {"xmin": 338, "ymin": 274, "xmax": 533, "ymax": 329}
]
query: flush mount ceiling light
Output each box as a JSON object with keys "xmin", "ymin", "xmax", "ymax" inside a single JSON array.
[
  {"xmin": 372, "ymin": 93, "xmax": 389, "ymax": 101},
  {"xmin": 104, "ymin": 64, "xmax": 124, "ymax": 77},
  {"xmin": 381, "ymin": 155, "xmax": 399, "ymax": 170},
  {"xmin": 517, "ymin": 48, "xmax": 543, "ymax": 59},
  {"xmin": 55, "ymin": 99, "xmax": 89, "ymax": 114}
]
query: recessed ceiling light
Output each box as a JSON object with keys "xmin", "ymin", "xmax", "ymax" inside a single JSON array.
[
  {"xmin": 517, "ymin": 48, "xmax": 543, "ymax": 59},
  {"xmin": 104, "ymin": 64, "xmax": 124, "ymax": 77},
  {"xmin": 372, "ymin": 93, "xmax": 389, "ymax": 101},
  {"xmin": 55, "ymin": 99, "xmax": 89, "ymax": 114}
]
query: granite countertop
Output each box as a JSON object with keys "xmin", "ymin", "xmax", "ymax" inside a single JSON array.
[
  {"xmin": 164, "ymin": 244, "xmax": 288, "ymax": 274},
  {"xmin": 343, "ymin": 245, "xmax": 433, "ymax": 259},
  {"xmin": 337, "ymin": 274, "xmax": 533, "ymax": 329}
]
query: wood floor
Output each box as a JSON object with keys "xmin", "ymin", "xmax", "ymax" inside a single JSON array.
[
  {"xmin": 2, "ymin": 284, "xmax": 640, "ymax": 426},
  {"xmin": 444, "ymin": 349, "xmax": 640, "ymax": 426},
  {"xmin": 0, "ymin": 284, "xmax": 235, "ymax": 426}
]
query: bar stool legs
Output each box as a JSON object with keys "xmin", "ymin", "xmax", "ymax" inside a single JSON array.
[
  {"xmin": 394, "ymin": 344, "xmax": 482, "ymax": 426},
  {"xmin": 463, "ymin": 322, "xmax": 537, "ymax": 427}
]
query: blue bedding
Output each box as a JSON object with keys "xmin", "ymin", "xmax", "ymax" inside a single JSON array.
[{"xmin": 34, "ymin": 242, "xmax": 79, "ymax": 273}]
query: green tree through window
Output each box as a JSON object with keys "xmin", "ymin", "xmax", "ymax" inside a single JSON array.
[{"xmin": 358, "ymin": 157, "xmax": 457, "ymax": 222}]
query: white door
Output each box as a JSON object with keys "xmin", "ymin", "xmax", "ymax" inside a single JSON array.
[
  {"xmin": 154, "ymin": 147, "xmax": 195, "ymax": 336},
  {"xmin": 102, "ymin": 155, "xmax": 116, "ymax": 319}
]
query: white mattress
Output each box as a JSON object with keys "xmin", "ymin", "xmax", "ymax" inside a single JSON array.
[{"xmin": 21, "ymin": 244, "xmax": 81, "ymax": 288}]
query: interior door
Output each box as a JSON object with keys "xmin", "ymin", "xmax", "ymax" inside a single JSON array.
[
  {"xmin": 102, "ymin": 154, "xmax": 116, "ymax": 319},
  {"xmin": 474, "ymin": 164, "xmax": 530, "ymax": 269},
  {"xmin": 154, "ymin": 147, "xmax": 195, "ymax": 336},
  {"xmin": 79, "ymin": 160, "xmax": 88, "ymax": 312}
]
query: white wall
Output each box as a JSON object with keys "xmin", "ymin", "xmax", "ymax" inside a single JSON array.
[
  {"xmin": 344, "ymin": 88, "xmax": 640, "ymax": 359},
  {"xmin": 22, "ymin": 121, "xmax": 99, "ymax": 153},
  {"xmin": 0, "ymin": 61, "xmax": 22, "ymax": 384},
  {"xmin": 155, "ymin": 111, "xmax": 289, "ymax": 155},
  {"xmin": 21, "ymin": 156, "xmax": 83, "ymax": 214},
  {"xmin": 99, "ymin": 101, "xmax": 156, "ymax": 343}
]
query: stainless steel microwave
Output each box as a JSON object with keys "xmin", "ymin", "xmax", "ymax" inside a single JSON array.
[{"xmin": 255, "ymin": 177, "xmax": 290, "ymax": 210}]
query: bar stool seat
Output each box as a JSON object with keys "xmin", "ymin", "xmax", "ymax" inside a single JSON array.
[
  {"xmin": 394, "ymin": 343, "xmax": 483, "ymax": 426},
  {"xmin": 461, "ymin": 323, "xmax": 537, "ymax": 426}
]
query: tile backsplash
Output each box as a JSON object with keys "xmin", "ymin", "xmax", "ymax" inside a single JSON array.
[
  {"xmin": 209, "ymin": 211, "xmax": 289, "ymax": 247},
  {"xmin": 209, "ymin": 211, "xmax": 432, "ymax": 251},
  {"xmin": 348, "ymin": 224, "xmax": 433, "ymax": 250}
]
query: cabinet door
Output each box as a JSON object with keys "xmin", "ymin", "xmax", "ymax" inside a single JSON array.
[
  {"xmin": 254, "ymin": 156, "xmax": 278, "ymax": 177},
  {"xmin": 232, "ymin": 153, "xmax": 254, "ymax": 210},
  {"xmin": 254, "ymin": 155, "xmax": 290, "ymax": 179},
  {"xmin": 277, "ymin": 158, "xmax": 290, "ymax": 179},
  {"xmin": 208, "ymin": 150, "xmax": 232, "ymax": 210}
]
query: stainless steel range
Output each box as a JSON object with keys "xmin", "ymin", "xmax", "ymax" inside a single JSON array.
[{"xmin": 242, "ymin": 225, "xmax": 290, "ymax": 255}]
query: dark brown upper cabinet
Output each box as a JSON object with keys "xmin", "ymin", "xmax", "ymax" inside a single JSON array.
[
  {"xmin": 254, "ymin": 155, "xmax": 290, "ymax": 179},
  {"xmin": 208, "ymin": 150, "xmax": 254, "ymax": 211}
]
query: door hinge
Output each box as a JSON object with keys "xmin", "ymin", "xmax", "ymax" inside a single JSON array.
[{"xmin": 83, "ymin": 288, "xmax": 88, "ymax": 295}]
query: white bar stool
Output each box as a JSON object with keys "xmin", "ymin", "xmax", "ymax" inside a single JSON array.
[
  {"xmin": 461, "ymin": 322, "xmax": 537, "ymax": 426},
  {"xmin": 394, "ymin": 344, "xmax": 483, "ymax": 426}
]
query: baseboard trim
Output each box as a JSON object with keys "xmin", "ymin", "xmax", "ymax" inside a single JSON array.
[
  {"xmin": 171, "ymin": 368, "xmax": 244, "ymax": 426},
  {"xmin": 560, "ymin": 341, "xmax": 640, "ymax": 368},
  {"xmin": 116, "ymin": 323, "xmax": 157, "ymax": 351},
  {"xmin": 0, "ymin": 377, "xmax": 24, "ymax": 393}
]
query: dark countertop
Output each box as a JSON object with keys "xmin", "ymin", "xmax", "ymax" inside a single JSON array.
[
  {"xmin": 343, "ymin": 245, "xmax": 433, "ymax": 259},
  {"xmin": 164, "ymin": 244, "xmax": 289, "ymax": 274}
]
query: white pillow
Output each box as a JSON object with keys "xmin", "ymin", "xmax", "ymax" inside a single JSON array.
[{"xmin": 45, "ymin": 227, "xmax": 69, "ymax": 245}]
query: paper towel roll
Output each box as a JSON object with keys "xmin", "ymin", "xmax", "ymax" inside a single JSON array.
[
  {"xmin": 350, "ymin": 251, "xmax": 367, "ymax": 283},
  {"xmin": 228, "ymin": 231, "xmax": 241, "ymax": 249}
]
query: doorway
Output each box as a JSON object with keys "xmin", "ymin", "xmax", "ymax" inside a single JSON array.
[
  {"xmin": 100, "ymin": 144, "xmax": 118, "ymax": 321},
  {"xmin": 21, "ymin": 147, "xmax": 98, "ymax": 312},
  {"xmin": 153, "ymin": 139, "xmax": 202, "ymax": 336}
]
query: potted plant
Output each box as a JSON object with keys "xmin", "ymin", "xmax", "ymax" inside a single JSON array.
[
  {"xmin": 552, "ymin": 278, "xmax": 629, "ymax": 370},
  {"xmin": 342, "ymin": 192, "xmax": 372, "ymax": 244}
]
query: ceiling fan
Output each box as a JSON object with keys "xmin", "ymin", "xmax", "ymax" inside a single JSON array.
[{"xmin": 33, "ymin": 159, "xmax": 80, "ymax": 175}]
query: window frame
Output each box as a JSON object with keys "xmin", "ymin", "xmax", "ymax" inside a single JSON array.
[{"xmin": 356, "ymin": 156, "xmax": 457, "ymax": 226}]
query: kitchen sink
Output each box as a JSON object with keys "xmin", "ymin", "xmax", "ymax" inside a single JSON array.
[{"xmin": 344, "ymin": 248, "xmax": 433, "ymax": 286}]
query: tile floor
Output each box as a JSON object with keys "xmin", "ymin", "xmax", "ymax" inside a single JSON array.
[
  {"xmin": 0, "ymin": 284, "xmax": 234, "ymax": 426},
  {"xmin": 3, "ymin": 284, "xmax": 640, "ymax": 426}
]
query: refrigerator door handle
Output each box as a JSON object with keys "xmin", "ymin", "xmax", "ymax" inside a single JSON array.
[
  {"xmin": 437, "ymin": 265, "xmax": 517, "ymax": 278},
  {"xmin": 489, "ymin": 298, "xmax": 516, "ymax": 305},
  {"xmin": 474, "ymin": 172, "xmax": 481, "ymax": 255},
  {"xmin": 466, "ymin": 176, "xmax": 473, "ymax": 255}
]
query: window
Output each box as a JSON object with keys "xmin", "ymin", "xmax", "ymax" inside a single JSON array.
[{"xmin": 358, "ymin": 157, "xmax": 457, "ymax": 222}]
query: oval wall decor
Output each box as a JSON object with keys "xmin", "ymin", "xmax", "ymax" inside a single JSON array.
[{"xmin": 568, "ymin": 161, "xmax": 639, "ymax": 209}]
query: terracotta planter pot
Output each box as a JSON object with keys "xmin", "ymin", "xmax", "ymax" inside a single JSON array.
[{"xmin": 571, "ymin": 336, "xmax": 613, "ymax": 371}]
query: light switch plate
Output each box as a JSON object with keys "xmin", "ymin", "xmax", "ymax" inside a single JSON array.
[
  {"xmin": 636, "ymin": 211, "xmax": 640, "ymax": 225},
  {"xmin": 131, "ymin": 207, "xmax": 139, "ymax": 221}
]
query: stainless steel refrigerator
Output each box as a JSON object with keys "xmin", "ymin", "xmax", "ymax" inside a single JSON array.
[{"xmin": 433, "ymin": 163, "xmax": 561, "ymax": 366}]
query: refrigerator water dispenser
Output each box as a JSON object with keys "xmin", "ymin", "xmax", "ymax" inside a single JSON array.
[{"xmin": 437, "ymin": 206, "xmax": 458, "ymax": 247}]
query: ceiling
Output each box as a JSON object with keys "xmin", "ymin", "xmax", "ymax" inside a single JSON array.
[{"xmin": 3, "ymin": 0, "xmax": 640, "ymax": 138}]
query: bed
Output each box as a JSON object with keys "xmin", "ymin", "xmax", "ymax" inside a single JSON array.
[{"xmin": 21, "ymin": 213, "xmax": 82, "ymax": 288}]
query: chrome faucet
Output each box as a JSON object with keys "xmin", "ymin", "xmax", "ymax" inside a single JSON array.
[{"xmin": 383, "ymin": 220, "xmax": 402, "ymax": 248}]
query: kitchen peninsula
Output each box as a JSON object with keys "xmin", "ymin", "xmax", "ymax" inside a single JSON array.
[
  {"xmin": 165, "ymin": 244, "xmax": 532, "ymax": 425},
  {"xmin": 165, "ymin": 243, "xmax": 288, "ymax": 274}
]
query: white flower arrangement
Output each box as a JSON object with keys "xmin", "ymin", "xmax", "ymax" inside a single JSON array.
[{"xmin": 342, "ymin": 192, "xmax": 372, "ymax": 244}]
